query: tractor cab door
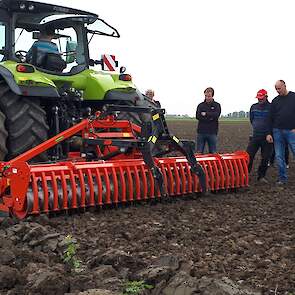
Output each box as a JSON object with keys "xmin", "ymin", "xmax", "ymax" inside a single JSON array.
[{"xmin": 0, "ymin": 9, "xmax": 10, "ymax": 61}]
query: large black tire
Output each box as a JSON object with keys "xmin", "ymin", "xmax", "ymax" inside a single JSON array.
[
  {"xmin": 0, "ymin": 110, "xmax": 8, "ymax": 160},
  {"xmin": 0, "ymin": 85, "xmax": 49, "ymax": 161}
]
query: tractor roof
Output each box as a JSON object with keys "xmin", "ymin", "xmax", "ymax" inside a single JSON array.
[
  {"xmin": 0, "ymin": 0, "xmax": 97, "ymax": 18},
  {"xmin": 18, "ymin": 15, "xmax": 98, "ymax": 32}
]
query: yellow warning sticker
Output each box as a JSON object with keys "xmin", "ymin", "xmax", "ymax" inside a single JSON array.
[
  {"xmin": 55, "ymin": 136, "xmax": 64, "ymax": 142},
  {"xmin": 152, "ymin": 113, "xmax": 160, "ymax": 121},
  {"xmin": 151, "ymin": 136, "xmax": 157, "ymax": 144},
  {"xmin": 173, "ymin": 136, "xmax": 180, "ymax": 143}
]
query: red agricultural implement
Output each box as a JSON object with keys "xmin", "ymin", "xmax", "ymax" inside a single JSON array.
[{"xmin": 0, "ymin": 105, "xmax": 249, "ymax": 219}]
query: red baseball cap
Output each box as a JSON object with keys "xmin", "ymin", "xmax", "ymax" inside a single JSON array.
[{"xmin": 256, "ymin": 89, "xmax": 268, "ymax": 99}]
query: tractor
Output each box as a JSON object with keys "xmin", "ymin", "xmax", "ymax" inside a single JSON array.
[
  {"xmin": 0, "ymin": 0, "xmax": 158, "ymax": 161},
  {"xmin": 0, "ymin": 0, "xmax": 249, "ymax": 219}
]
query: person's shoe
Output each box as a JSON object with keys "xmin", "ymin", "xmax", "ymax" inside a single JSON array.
[
  {"xmin": 257, "ymin": 177, "xmax": 269, "ymax": 184},
  {"xmin": 276, "ymin": 181, "xmax": 287, "ymax": 186}
]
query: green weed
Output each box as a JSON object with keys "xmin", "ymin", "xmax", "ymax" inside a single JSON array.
[
  {"xmin": 123, "ymin": 280, "xmax": 153, "ymax": 295},
  {"xmin": 62, "ymin": 234, "xmax": 82, "ymax": 272}
]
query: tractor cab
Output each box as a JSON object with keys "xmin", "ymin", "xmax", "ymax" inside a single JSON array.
[{"xmin": 0, "ymin": 0, "xmax": 119, "ymax": 74}]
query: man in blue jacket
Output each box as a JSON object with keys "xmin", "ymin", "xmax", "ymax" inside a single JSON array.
[
  {"xmin": 196, "ymin": 87, "xmax": 221, "ymax": 153},
  {"xmin": 246, "ymin": 89, "xmax": 273, "ymax": 183}
]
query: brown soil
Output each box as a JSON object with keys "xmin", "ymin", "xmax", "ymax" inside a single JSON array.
[{"xmin": 0, "ymin": 120, "xmax": 294, "ymax": 295}]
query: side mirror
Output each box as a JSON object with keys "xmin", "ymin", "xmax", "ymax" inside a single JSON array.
[
  {"xmin": 32, "ymin": 31, "xmax": 40, "ymax": 40},
  {"xmin": 120, "ymin": 66, "xmax": 126, "ymax": 74},
  {"xmin": 66, "ymin": 40, "xmax": 77, "ymax": 64}
]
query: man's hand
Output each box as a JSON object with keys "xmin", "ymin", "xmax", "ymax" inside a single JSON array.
[
  {"xmin": 291, "ymin": 129, "xmax": 295, "ymax": 133},
  {"xmin": 266, "ymin": 134, "xmax": 273, "ymax": 143},
  {"xmin": 201, "ymin": 112, "xmax": 206, "ymax": 116}
]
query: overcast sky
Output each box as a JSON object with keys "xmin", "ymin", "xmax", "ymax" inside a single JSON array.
[{"xmin": 38, "ymin": 0, "xmax": 295, "ymax": 116}]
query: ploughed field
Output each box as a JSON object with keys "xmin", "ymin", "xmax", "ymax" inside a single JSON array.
[{"xmin": 0, "ymin": 120, "xmax": 294, "ymax": 295}]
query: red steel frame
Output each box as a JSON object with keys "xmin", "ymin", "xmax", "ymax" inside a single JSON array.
[{"xmin": 0, "ymin": 114, "xmax": 249, "ymax": 219}]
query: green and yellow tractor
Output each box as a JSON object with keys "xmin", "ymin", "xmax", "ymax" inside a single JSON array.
[{"xmin": 0, "ymin": 0, "xmax": 155, "ymax": 161}]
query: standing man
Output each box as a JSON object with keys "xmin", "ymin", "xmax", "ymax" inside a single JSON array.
[
  {"xmin": 196, "ymin": 87, "xmax": 221, "ymax": 154},
  {"xmin": 267, "ymin": 80, "xmax": 295, "ymax": 184},
  {"xmin": 246, "ymin": 89, "xmax": 273, "ymax": 183},
  {"xmin": 145, "ymin": 89, "xmax": 155, "ymax": 100},
  {"xmin": 145, "ymin": 89, "xmax": 161, "ymax": 107}
]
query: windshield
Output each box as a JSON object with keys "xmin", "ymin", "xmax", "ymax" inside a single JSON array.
[
  {"xmin": 14, "ymin": 25, "xmax": 85, "ymax": 73},
  {"xmin": 0, "ymin": 22, "xmax": 5, "ymax": 61}
]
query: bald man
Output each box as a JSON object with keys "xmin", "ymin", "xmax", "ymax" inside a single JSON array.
[
  {"xmin": 145, "ymin": 89, "xmax": 161, "ymax": 107},
  {"xmin": 145, "ymin": 89, "xmax": 155, "ymax": 100},
  {"xmin": 267, "ymin": 80, "xmax": 295, "ymax": 184}
]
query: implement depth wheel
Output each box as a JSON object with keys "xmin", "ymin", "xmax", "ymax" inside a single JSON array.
[{"xmin": 0, "ymin": 84, "xmax": 49, "ymax": 161}]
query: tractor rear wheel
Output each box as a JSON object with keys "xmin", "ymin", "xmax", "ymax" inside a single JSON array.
[
  {"xmin": 0, "ymin": 110, "xmax": 8, "ymax": 160},
  {"xmin": 0, "ymin": 85, "xmax": 49, "ymax": 161}
]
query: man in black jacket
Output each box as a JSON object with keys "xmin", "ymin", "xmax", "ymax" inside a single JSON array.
[
  {"xmin": 267, "ymin": 80, "xmax": 295, "ymax": 184},
  {"xmin": 196, "ymin": 87, "xmax": 221, "ymax": 153},
  {"xmin": 246, "ymin": 89, "xmax": 273, "ymax": 183}
]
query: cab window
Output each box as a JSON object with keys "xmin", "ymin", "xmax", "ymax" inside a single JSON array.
[{"xmin": 0, "ymin": 23, "xmax": 6, "ymax": 61}]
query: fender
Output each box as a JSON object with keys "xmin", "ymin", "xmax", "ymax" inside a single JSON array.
[{"xmin": 0, "ymin": 65, "xmax": 60, "ymax": 98}]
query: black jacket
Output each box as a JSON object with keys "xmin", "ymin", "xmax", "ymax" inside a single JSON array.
[
  {"xmin": 249, "ymin": 100, "xmax": 272, "ymax": 137},
  {"xmin": 270, "ymin": 91, "xmax": 295, "ymax": 129},
  {"xmin": 196, "ymin": 100, "xmax": 221, "ymax": 134}
]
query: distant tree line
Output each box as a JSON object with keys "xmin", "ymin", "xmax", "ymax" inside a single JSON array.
[
  {"xmin": 166, "ymin": 111, "xmax": 250, "ymax": 119},
  {"xmin": 222, "ymin": 111, "xmax": 249, "ymax": 118}
]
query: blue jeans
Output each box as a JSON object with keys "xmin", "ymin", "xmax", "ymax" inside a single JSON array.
[
  {"xmin": 196, "ymin": 133, "xmax": 217, "ymax": 154},
  {"xmin": 273, "ymin": 128, "xmax": 295, "ymax": 182}
]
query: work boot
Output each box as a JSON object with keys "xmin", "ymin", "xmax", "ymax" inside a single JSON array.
[
  {"xmin": 276, "ymin": 180, "xmax": 286, "ymax": 186},
  {"xmin": 257, "ymin": 177, "xmax": 268, "ymax": 184}
]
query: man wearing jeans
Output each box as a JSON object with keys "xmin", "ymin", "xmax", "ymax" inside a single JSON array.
[
  {"xmin": 267, "ymin": 80, "xmax": 295, "ymax": 184},
  {"xmin": 196, "ymin": 87, "xmax": 221, "ymax": 153}
]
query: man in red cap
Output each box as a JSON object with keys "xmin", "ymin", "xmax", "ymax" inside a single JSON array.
[{"xmin": 246, "ymin": 89, "xmax": 273, "ymax": 183}]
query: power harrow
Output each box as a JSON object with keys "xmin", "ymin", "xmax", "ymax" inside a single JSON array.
[{"xmin": 0, "ymin": 105, "xmax": 249, "ymax": 219}]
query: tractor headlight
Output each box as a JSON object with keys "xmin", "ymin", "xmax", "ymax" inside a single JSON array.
[
  {"xmin": 28, "ymin": 4, "xmax": 35, "ymax": 11},
  {"xmin": 19, "ymin": 3, "xmax": 26, "ymax": 9}
]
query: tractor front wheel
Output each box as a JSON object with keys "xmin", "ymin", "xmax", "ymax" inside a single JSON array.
[{"xmin": 0, "ymin": 85, "xmax": 49, "ymax": 161}]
